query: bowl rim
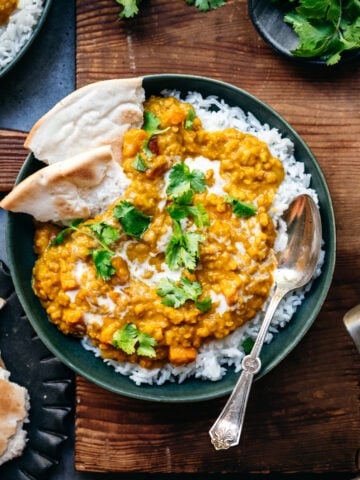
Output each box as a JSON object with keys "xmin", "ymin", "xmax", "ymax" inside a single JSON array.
[
  {"xmin": 0, "ymin": 0, "xmax": 54, "ymax": 79},
  {"xmin": 6, "ymin": 74, "xmax": 336, "ymax": 402}
]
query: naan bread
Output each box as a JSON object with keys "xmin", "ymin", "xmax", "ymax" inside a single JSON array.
[
  {"xmin": 24, "ymin": 77, "xmax": 145, "ymax": 165},
  {"xmin": 0, "ymin": 367, "xmax": 30, "ymax": 466},
  {"xmin": 0, "ymin": 145, "xmax": 130, "ymax": 223}
]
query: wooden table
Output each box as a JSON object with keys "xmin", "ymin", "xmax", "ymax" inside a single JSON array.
[{"xmin": 1, "ymin": 0, "xmax": 360, "ymax": 476}]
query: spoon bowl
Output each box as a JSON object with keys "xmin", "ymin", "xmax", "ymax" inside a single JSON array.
[
  {"xmin": 209, "ymin": 194, "xmax": 322, "ymax": 450},
  {"xmin": 343, "ymin": 305, "xmax": 360, "ymax": 354}
]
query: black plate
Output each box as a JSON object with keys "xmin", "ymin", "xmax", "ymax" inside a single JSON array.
[{"xmin": 0, "ymin": 260, "xmax": 73, "ymax": 480}]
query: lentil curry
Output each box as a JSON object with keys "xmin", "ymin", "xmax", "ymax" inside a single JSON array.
[
  {"xmin": 0, "ymin": 0, "xmax": 17, "ymax": 26},
  {"xmin": 33, "ymin": 96, "xmax": 285, "ymax": 370}
]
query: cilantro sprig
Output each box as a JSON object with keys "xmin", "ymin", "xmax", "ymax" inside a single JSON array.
[
  {"xmin": 132, "ymin": 111, "xmax": 169, "ymax": 172},
  {"xmin": 116, "ymin": 0, "xmax": 226, "ymax": 18},
  {"xmin": 275, "ymin": 0, "xmax": 360, "ymax": 65},
  {"xmin": 113, "ymin": 200, "xmax": 152, "ymax": 238},
  {"xmin": 115, "ymin": 0, "xmax": 142, "ymax": 18},
  {"xmin": 166, "ymin": 162, "xmax": 206, "ymax": 203},
  {"xmin": 50, "ymin": 219, "xmax": 83, "ymax": 246},
  {"xmin": 185, "ymin": 107, "xmax": 196, "ymax": 130},
  {"xmin": 112, "ymin": 323, "xmax": 157, "ymax": 357},
  {"xmin": 167, "ymin": 203, "xmax": 210, "ymax": 228},
  {"xmin": 50, "ymin": 219, "xmax": 120, "ymax": 280},
  {"xmin": 157, "ymin": 276, "xmax": 212, "ymax": 311},
  {"xmin": 50, "ymin": 201, "xmax": 151, "ymax": 280},
  {"xmin": 165, "ymin": 220, "xmax": 204, "ymax": 271},
  {"xmin": 225, "ymin": 195, "xmax": 257, "ymax": 218},
  {"xmin": 185, "ymin": 0, "xmax": 226, "ymax": 12}
]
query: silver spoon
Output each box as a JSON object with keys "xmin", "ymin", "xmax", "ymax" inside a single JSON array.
[
  {"xmin": 209, "ymin": 194, "xmax": 322, "ymax": 450},
  {"xmin": 343, "ymin": 305, "xmax": 360, "ymax": 354}
]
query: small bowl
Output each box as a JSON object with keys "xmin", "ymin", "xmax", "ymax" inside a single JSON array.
[
  {"xmin": 248, "ymin": 0, "xmax": 360, "ymax": 66},
  {"xmin": 0, "ymin": 0, "xmax": 54, "ymax": 79},
  {"xmin": 6, "ymin": 74, "xmax": 336, "ymax": 402}
]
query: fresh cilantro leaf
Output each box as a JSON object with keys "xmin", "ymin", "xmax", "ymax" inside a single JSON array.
[
  {"xmin": 136, "ymin": 111, "xmax": 169, "ymax": 161},
  {"xmin": 275, "ymin": 0, "xmax": 360, "ymax": 65},
  {"xmin": 113, "ymin": 200, "xmax": 151, "ymax": 238},
  {"xmin": 115, "ymin": 0, "xmax": 142, "ymax": 18},
  {"xmin": 112, "ymin": 323, "xmax": 157, "ymax": 357},
  {"xmin": 132, "ymin": 153, "xmax": 149, "ymax": 172},
  {"xmin": 51, "ymin": 220, "xmax": 119, "ymax": 280},
  {"xmin": 166, "ymin": 162, "xmax": 206, "ymax": 201},
  {"xmin": 50, "ymin": 219, "xmax": 83, "ymax": 246},
  {"xmin": 195, "ymin": 297, "xmax": 212, "ymax": 312},
  {"xmin": 225, "ymin": 195, "xmax": 257, "ymax": 218},
  {"xmin": 143, "ymin": 111, "xmax": 167, "ymax": 135},
  {"xmin": 91, "ymin": 249, "xmax": 116, "ymax": 280},
  {"xmin": 185, "ymin": 0, "xmax": 226, "ymax": 12},
  {"xmin": 167, "ymin": 203, "xmax": 210, "ymax": 228},
  {"xmin": 185, "ymin": 107, "xmax": 196, "ymax": 129},
  {"xmin": 242, "ymin": 337, "xmax": 255, "ymax": 354},
  {"xmin": 157, "ymin": 277, "xmax": 212, "ymax": 312},
  {"xmin": 165, "ymin": 220, "xmax": 204, "ymax": 271},
  {"xmin": 175, "ymin": 189, "xmax": 195, "ymax": 206},
  {"xmin": 136, "ymin": 331, "xmax": 158, "ymax": 357},
  {"xmin": 87, "ymin": 222, "xmax": 120, "ymax": 247}
]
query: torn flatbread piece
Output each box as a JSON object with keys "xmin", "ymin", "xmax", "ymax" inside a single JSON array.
[
  {"xmin": 0, "ymin": 367, "xmax": 30, "ymax": 466},
  {"xmin": 0, "ymin": 145, "xmax": 130, "ymax": 223},
  {"xmin": 24, "ymin": 77, "xmax": 145, "ymax": 165}
]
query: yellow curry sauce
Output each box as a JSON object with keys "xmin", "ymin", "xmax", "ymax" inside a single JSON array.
[
  {"xmin": 0, "ymin": 0, "xmax": 17, "ymax": 26},
  {"xmin": 32, "ymin": 96, "xmax": 285, "ymax": 369}
]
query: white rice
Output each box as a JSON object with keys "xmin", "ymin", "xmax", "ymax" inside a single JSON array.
[
  {"xmin": 0, "ymin": 0, "xmax": 44, "ymax": 70},
  {"xmin": 81, "ymin": 90, "xmax": 324, "ymax": 386}
]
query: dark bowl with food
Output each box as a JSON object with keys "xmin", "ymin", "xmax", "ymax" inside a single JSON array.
[
  {"xmin": 0, "ymin": 0, "xmax": 54, "ymax": 79},
  {"xmin": 5, "ymin": 74, "xmax": 336, "ymax": 402},
  {"xmin": 248, "ymin": 0, "xmax": 360, "ymax": 66}
]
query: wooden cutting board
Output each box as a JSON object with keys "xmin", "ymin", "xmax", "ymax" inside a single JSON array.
[{"xmin": 1, "ymin": 0, "xmax": 360, "ymax": 474}]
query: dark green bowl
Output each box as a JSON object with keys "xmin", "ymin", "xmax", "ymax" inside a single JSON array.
[
  {"xmin": 6, "ymin": 74, "xmax": 336, "ymax": 402},
  {"xmin": 0, "ymin": 0, "xmax": 53, "ymax": 79}
]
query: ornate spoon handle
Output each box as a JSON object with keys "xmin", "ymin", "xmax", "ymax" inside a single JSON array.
[{"xmin": 209, "ymin": 287, "xmax": 286, "ymax": 450}]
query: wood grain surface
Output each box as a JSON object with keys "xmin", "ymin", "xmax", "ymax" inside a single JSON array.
[
  {"xmin": 74, "ymin": 0, "xmax": 360, "ymax": 474},
  {"xmin": 0, "ymin": 130, "xmax": 27, "ymax": 191},
  {"xmin": 1, "ymin": 0, "xmax": 360, "ymax": 475}
]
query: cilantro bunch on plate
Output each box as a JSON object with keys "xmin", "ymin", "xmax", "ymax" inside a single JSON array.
[{"xmin": 275, "ymin": 0, "xmax": 360, "ymax": 65}]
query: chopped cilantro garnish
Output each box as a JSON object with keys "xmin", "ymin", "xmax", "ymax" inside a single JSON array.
[
  {"xmin": 165, "ymin": 220, "xmax": 204, "ymax": 271},
  {"xmin": 157, "ymin": 276, "xmax": 212, "ymax": 311},
  {"xmin": 185, "ymin": 0, "xmax": 226, "ymax": 12},
  {"xmin": 117, "ymin": 0, "xmax": 226, "ymax": 18},
  {"xmin": 185, "ymin": 107, "xmax": 196, "ymax": 130},
  {"xmin": 142, "ymin": 111, "xmax": 169, "ymax": 158},
  {"xmin": 91, "ymin": 249, "xmax": 116, "ymax": 280},
  {"xmin": 195, "ymin": 297, "xmax": 213, "ymax": 313},
  {"xmin": 115, "ymin": 0, "xmax": 142, "ymax": 18},
  {"xmin": 132, "ymin": 153, "xmax": 149, "ymax": 172},
  {"xmin": 50, "ymin": 219, "xmax": 83, "ymax": 246},
  {"xmin": 50, "ymin": 220, "xmax": 120, "ymax": 280},
  {"xmin": 112, "ymin": 323, "xmax": 157, "ymax": 358},
  {"xmin": 242, "ymin": 337, "xmax": 255, "ymax": 354},
  {"xmin": 113, "ymin": 200, "xmax": 151, "ymax": 238},
  {"xmin": 87, "ymin": 222, "xmax": 120, "ymax": 247},
  {"xmin": 143, "ymin": 111, "xmax": 167, "ymax": 135},
  {"xmin": 225, "ymin": 195, "xmax": 257, "ymax": 218},
  {"xmin": 167, "ymin": 203, "xmax": 210, "ymax": 228},
  {"xmin": 166, "ymin": 162, "xmax": 206, "ymax": 202}
]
